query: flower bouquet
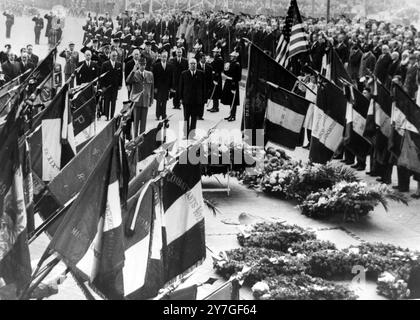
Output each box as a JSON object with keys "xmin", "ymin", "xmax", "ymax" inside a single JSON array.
[
  {"xmin": 298, "ymin": 182, "xmax": 409, "ymax": 221},
  {"xmin": 238, "ymin": 222, "xmax": 316, "ymax": 252},
  {"xmin": 252, "ymin": 274, "xmax": 357, "ymax": 300}
]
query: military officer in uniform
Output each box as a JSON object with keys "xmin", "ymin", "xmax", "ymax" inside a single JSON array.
[
  {"xmin": 126, "ymin": 56, "xmax": 154, "ymax": 137},
  {"xmin": 59, "ymin": 42, "xmax": 80, "ymax": 88},
  {"xmin": 208, "ymin": 46, "xmax": 223, "ymax": 113},
  {"xmin": 32, "ymin": 14, "xmax": 44, "ymax": 45}
]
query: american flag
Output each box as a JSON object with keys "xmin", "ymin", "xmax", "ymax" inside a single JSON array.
[{"xmin": 275, "ymin": 0, "xmax": 309, "ymax": 68}]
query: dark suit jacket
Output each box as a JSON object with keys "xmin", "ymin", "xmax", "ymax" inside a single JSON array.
[
  {"xmin": 170, "ymin": 57, "xmax": 188, "ymax": 90},
  {"xmin": 179, "ymin": 70, "xmax": 206, "ymax": 112},
  {"xmin": 152, "ymin": 61, "xmax": 174, "ymax": 101},
  {"xmin": 28, "ymin": 54, "xmax": 39, "ymax": 66},
  {"xmin": 197, "ymin": 62, "xmax": 213, "ymax": 99},
  {"xmin": 2, "ymin": 61, "xmax": 20, "ymax": 82},
  {"xmin": 374, "ymin": 53, "xmax": 392, "ymax": 84},
  {"xmin": 336, "ymin": 43, "xmax": 349, "ymax": 64},
  {"xmin": 76, "ymin": 61, "xmax": 99, "ymax": 85},
  {"xmin": 100, "ymin": 60, "xmax": 123, "ymax": 95},
  {"xmin": 18, "ymin": 61, "xmax": 35, "ymax": 80},
  {"xmin": 125, "ymin": 58, "xmax": 136, "ymax": 83}
]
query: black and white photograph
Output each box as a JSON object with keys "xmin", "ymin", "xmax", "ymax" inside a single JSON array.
[{"xmin": 1, "ymin": 0, "xmax": 420, "ymax": 308}]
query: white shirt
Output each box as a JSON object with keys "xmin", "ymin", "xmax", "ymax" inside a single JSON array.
[
  {"xmin": 191, "ymin": 70, "xmax": 195, "ymax": 77},
  {"xmin": 161, "ymin": 62, "xmax": 166, "ymax": 70},
  {"xmin": 111, "ymin": 60, "xmax": 115, "ymax": 68}
]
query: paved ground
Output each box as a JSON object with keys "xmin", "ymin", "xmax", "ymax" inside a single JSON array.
[{"xmin": 5, "ymin": 14, "xmax": 420, "ymax": 300}]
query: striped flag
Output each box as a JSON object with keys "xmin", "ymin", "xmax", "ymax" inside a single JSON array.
[
  {"xmin": 48, "ymin": 138, "xmax": 127, "ymax": 299},
  {"xmin": 35, "ymin": 119, "xmax": 117, "ymax": 237},
  {"xmin": 264, "ymin": 82, "xmax": 310, "ymax": 150},
  {"xmin": 309, "ymin": 76, "xmax": 347, "ymax": 164},
  {"xmin": 27, "ymin": 83, "xmax": 76, "ymax": 182},
  {"xmin": 275, "ymin": 0, "xmax": 309, "ymax": 68},
  {"xmin": 243, "ymin": 43, "xmax": 299, "ymax": 132},
  {"xmin": 161, "ymin": 158, "xmax": 206, "ymax": 283},
  {"xmin": 0, "ymin": 116, "xmax": 32, "ymax": 294},
  {"xmin": 343, "ymin": 84, "xmax": 372, "ymax": 159}
]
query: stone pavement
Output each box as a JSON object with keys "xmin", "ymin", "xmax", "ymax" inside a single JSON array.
[{"xmin": 5, "ymin": 14, "xmax": 419, "ymax": 300}]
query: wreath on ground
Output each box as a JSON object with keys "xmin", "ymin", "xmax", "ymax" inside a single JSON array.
[{"xmin": 213, "ymin": 222, "xmax": 420, "ymax": 300}]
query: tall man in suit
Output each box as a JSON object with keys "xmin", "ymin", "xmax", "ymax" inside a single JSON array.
[
  {"xmin": 197, "ymin": 52, "xmax": 213, "ymax": 120},
  {"xmin": 18, "ymin": 53, "xmax": 35, "ymax": 81},
  {"xmin": 59, "ymin": 42, "xmax": 80, "ymax": 88},
  {"xmin": 152, "ymin": 51, "xmax": 174, "ymax": 120},
  {"xmin": 100, "ymin": 50, "xmax": 123, "ymax": 120},
  {"xmin": 126, "ymin": 56, "xmax": 154, "ymax": 137},
  {"xmin": 170, "ymin": 47, "xmax": 188, "ymax": 110},
  {"xmin": 76, "ymin": 50, "xmax": 99, "ymax": 86},
  {"xmin": 2, "ymin": 53, "xmax": 20, "ymax": 83},
  {"xmin": 27, "ymin": 45, "xmax": 39, "ymax": 66},
  {"xmin": 179, "ymin": 58, "xmax": 206, "ymax": 138}
]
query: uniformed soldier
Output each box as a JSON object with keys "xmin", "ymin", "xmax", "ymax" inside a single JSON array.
[
  {"xmin": 208, "ymin": 46, "xmax": 223, "ymax": 113},
  {"xmin": 59, "ymin": 42, "xmax": 80, "ymax": 88},
  {"xmin": 32, "ymin": 13, "xmax": 44, "ymax": 45}
]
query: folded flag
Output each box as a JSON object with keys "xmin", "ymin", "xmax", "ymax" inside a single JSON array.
[{"xmin": 264, "ymin": 81, "xmax": 310, "ymax": 150}]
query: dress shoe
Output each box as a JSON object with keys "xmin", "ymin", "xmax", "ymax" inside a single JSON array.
[
  {"xmin": 411, "ymin": 193, "xmax": 420, "ymax": 199},
  {"xmin": 198, "ymin": 117, "xmax": 204, "ymax": 120},
  {"xmin": 173, "ymin": 106, "xmax": 180, "ymax": 109},
  {"xmin": 366, "ymin": 171, "xmax": 378, "ymax": 176},
  {"xmin": 392, "ymin": 186, "xmax": 400, "ymax": 190},
  {"xmin": 224, "ymin": 116, "xmax": 231, "ymax": 120},
  {"xmin": 208, "ymin": 108, "xmax": 219, "ymax": 113},
  {"xmin": 340, "ymin": 159, "xmax": 347, "ymax": 163},
  {"xmin": 351, "ymin": 164, "xmax": 359, "ymax": 169},
  {"xmin": 356, "ymin": 166, "xmax": 366, "ymax": 172},
  {"xmin": 228, "ymin": 117, "xmax": 236, "ymax": 122},
  {"xmin": 302, "ymin": 145, "xmax": 310, "ymax": 150}
]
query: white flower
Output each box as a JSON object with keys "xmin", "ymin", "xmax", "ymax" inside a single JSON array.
[
  {"xmin": 252, "ymin": 281, "xmax": 270, "ymax": 296},
  {"xmin": 318, "ymin": 197, "xmax": 328, "ymax": 205}
]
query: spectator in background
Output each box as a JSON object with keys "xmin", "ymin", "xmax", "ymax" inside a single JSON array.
[{"xmin": 3, "ymin": 10, "xmax": 14, "ymax": 39}]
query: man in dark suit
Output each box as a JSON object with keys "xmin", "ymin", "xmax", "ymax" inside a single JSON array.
[
  {"xmin": 374, "ymin": 45, "xmax": 392, "ymax": 84},
  {"xmin": 27, "ymin": 45, "xmax": 39, "ymax": 66},
  {"xmin": 179, "ymin": 58, "xmax": 206, "ymax": 138},
  {"xmin": 152, "ymin": 51, "xmax": 174, "ymax": 120},
  {"xmin": 76, "ymin": 50, "xmax": 99, "ymax": 86},
  {"xmin": 18, "ymin": 53, "xmax": 35, "ymax": 81},
  {"xmin": 196, "ymin": 53, "xmax": 213, "ymax": 120},
  {"xmin": 336, "ymin": 33, "xmax": 349, "ymax": 67},
  {"xmin": 2, "ymin": 53, "xmax": 20, "ymax": 83},
  {"xmin": 100, "ymin": 49, "xmax": 123, "ymax": 120},
  {"xmin": 170, "ymin": 47, "xmax": 188, "ymax": 110}
]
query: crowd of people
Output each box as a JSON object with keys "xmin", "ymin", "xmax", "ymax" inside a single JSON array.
[{"xmin": 0, "ymin": 6, "xmax": 419, "ymax": 196}]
